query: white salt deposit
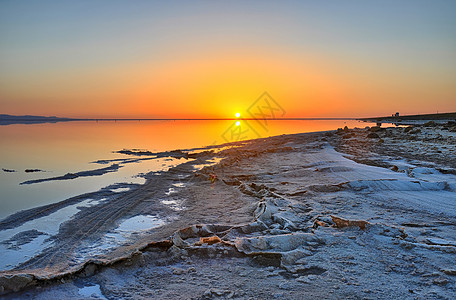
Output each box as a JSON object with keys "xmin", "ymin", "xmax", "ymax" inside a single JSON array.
[
  {"xmin": 0, "ymin": 198, "xmax": 101, "ymax": 270},
  {"xmin": 78, "ymin": 284, "xmax": 107, "ymax": 299},
  {"xmin": 74, "ymin": 214, "xmax": 167, "ymax": 262}
]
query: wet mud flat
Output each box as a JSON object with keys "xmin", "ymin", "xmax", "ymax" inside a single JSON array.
[{"xmin": 1, "ymin": 125, "xmax": 456, "ymax": 299}]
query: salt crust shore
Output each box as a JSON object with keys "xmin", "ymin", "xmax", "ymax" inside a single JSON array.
[{"xmin": 1, "ymin": 123, "xmax": 456, "ymax": 299}]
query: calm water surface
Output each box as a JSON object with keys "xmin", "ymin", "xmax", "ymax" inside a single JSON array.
[{"xmin": 0, "ymin": 119, "xmax": 372, "ymax": 218}]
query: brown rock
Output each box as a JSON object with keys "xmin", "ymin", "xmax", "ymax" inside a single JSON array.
[
  {"xmin": 424, "ymin": 121, "xmax": 437, "ymax": 127},
  {"xmin": 172, "ymin": 267, "xmax": 186, "ymax": 275},
  {"xmin": 314, "ymin": 220, "xmax": 328, "ymax": 227},
  {"xmin": 331, "ymin": 215, "xmax": 369, "ymax": 230},
  {"xmin": 370, "ymin": 126, "xmax": 382, "ymax": 132},
  {"xmin": 82, "ymin": 263, "xmax": 97, "ymax": 277},
  {"xmin": 433, "ymin": 277, "xmax": 449, "ymax": 285},
  {"xmin": 441, "ymin": 269, "xmax": 456, "ymax": 276},
  {"xmin": 197, "ymin": 236, "xmax": 222, "ymax": 245},
  {"xmin": 367, "ymin": 133, "xmax": 380, "ymax": 138},
  {"xmin": 404, "ymin": 126, "xmax": 415, "ymax": 133},
  {"xmin": 0, "ymin": 274, "xmax": 34, "ymax": 293}
]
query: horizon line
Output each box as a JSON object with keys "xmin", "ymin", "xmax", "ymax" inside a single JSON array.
[
  {"xmin": 69, "ymin": 117, "xmax": 359, "ymax": 121},
  {"xmin": 0, "ymin": 114, "xmax": 361, "ymax": 121}
]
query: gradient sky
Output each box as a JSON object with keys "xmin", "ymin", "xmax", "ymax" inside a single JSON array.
[{"xmin": 1, "ymin": 0, "xmax": 455, "ymax": 118}]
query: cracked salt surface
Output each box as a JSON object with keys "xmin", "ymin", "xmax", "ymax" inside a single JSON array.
[
  {"xmin": 305, "ymin": 146, "xmax": 456, "ymax": 223},
  {"xmin": 192, "ymin": 157, "xmax": 224, "ymax": 171},
  {"xmin": 321, "ymin": 147, "xmax": 456, "ymax": 189},
  {"xmin": 75, "ymin": 215, "xmax": 167, "ymax": 262}
]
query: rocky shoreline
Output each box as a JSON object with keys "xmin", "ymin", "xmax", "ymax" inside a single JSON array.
[
  {"xmin": 358, "ymin": 112, "xmax": 456, "ymax": 126},
  {"xmin": 1, "ymin": 124, "xmax": 456, "ymax": 299}
]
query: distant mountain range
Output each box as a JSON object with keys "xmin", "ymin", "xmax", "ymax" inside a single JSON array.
[{"xmin": 0, "ymin": 114, "xmax": 77, "ymax": 125}]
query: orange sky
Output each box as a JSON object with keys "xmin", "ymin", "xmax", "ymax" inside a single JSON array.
[{"xmin": 1, "ymin": 1, "xmax": 455, "ymax": 118}]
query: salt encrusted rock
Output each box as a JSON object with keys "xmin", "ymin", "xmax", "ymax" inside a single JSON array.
[
  {"xmin": 278, "ymin": 282, "xmax": 294, "ymax": 290},
  {"xmin": 167, "ymin": 245, "xmax": 188, "ymax": 258},
  {"xmin": 331, "ymin": 215, "xmax": 369, "ymax": 230},
  {"xmin": 441, "ymin": 269, "xmax": 456, "ymax": 276},
  {"xmin": 202, "ymin": 288, "xmax": 234, "ymax": 299},
  {"xmin": 195, "ymin": 236, "xmax": 222, "ymax": 246},
  {"xmin": 433, "ymin": 277, "xmax": 449, "ymax": 285},
  {"xmin": 369, "ymin": 126, "xmax": 383, "ymax": 132},
  {"xmin": 0, "ymin": 274, "xmax": 34, "ymax": 293},
  {"xmin": 172, "ymin": 267, "xmax": 186, "ymax": 275},
  {"xmin": 82, "ymin": 263, "xmax": 97, "ymax": 277},
  {"xmin": 404, "ymin": 126, "xmax": 415, "ymax": 133},
  {"xmin": 424, "ymin": 121, "xmax": 437, "ymax": 127},
  {"xmin": 281, "ymin": 248, "xmax": 313, "ymax": 266},
  {"xmin": 234, "ymin": 232, "xmax": 324, "ymax": 254},
  {"xmin": 296, "ymin": 274, "xmax": 318, "ymax": 283},
  {"xmin": 367, "ymin": 132, "xmax": 380, "ymax": 139}
]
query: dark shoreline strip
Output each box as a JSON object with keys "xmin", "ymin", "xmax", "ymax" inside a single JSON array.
[
  {"xmin": 20, "ymin": 164, "xmax": 122, "ymax": 185},
  {"xmin": 358, "ymin": 112, "xmax": 456, "ymax": 122}
]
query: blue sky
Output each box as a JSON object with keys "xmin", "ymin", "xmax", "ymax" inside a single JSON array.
[{"xmin": 1, "ymin": 0, "xmax": 455, "ymax": 117}]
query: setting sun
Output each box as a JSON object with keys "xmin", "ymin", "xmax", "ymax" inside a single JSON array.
[{"xmin": 235, "ymin": 113, "xmax": 241, "ymax": 118}]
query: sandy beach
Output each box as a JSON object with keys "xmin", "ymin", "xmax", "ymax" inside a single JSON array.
[{"xmin": 1, "ymin": 123, "xmax": 455, "ymax": 299}]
